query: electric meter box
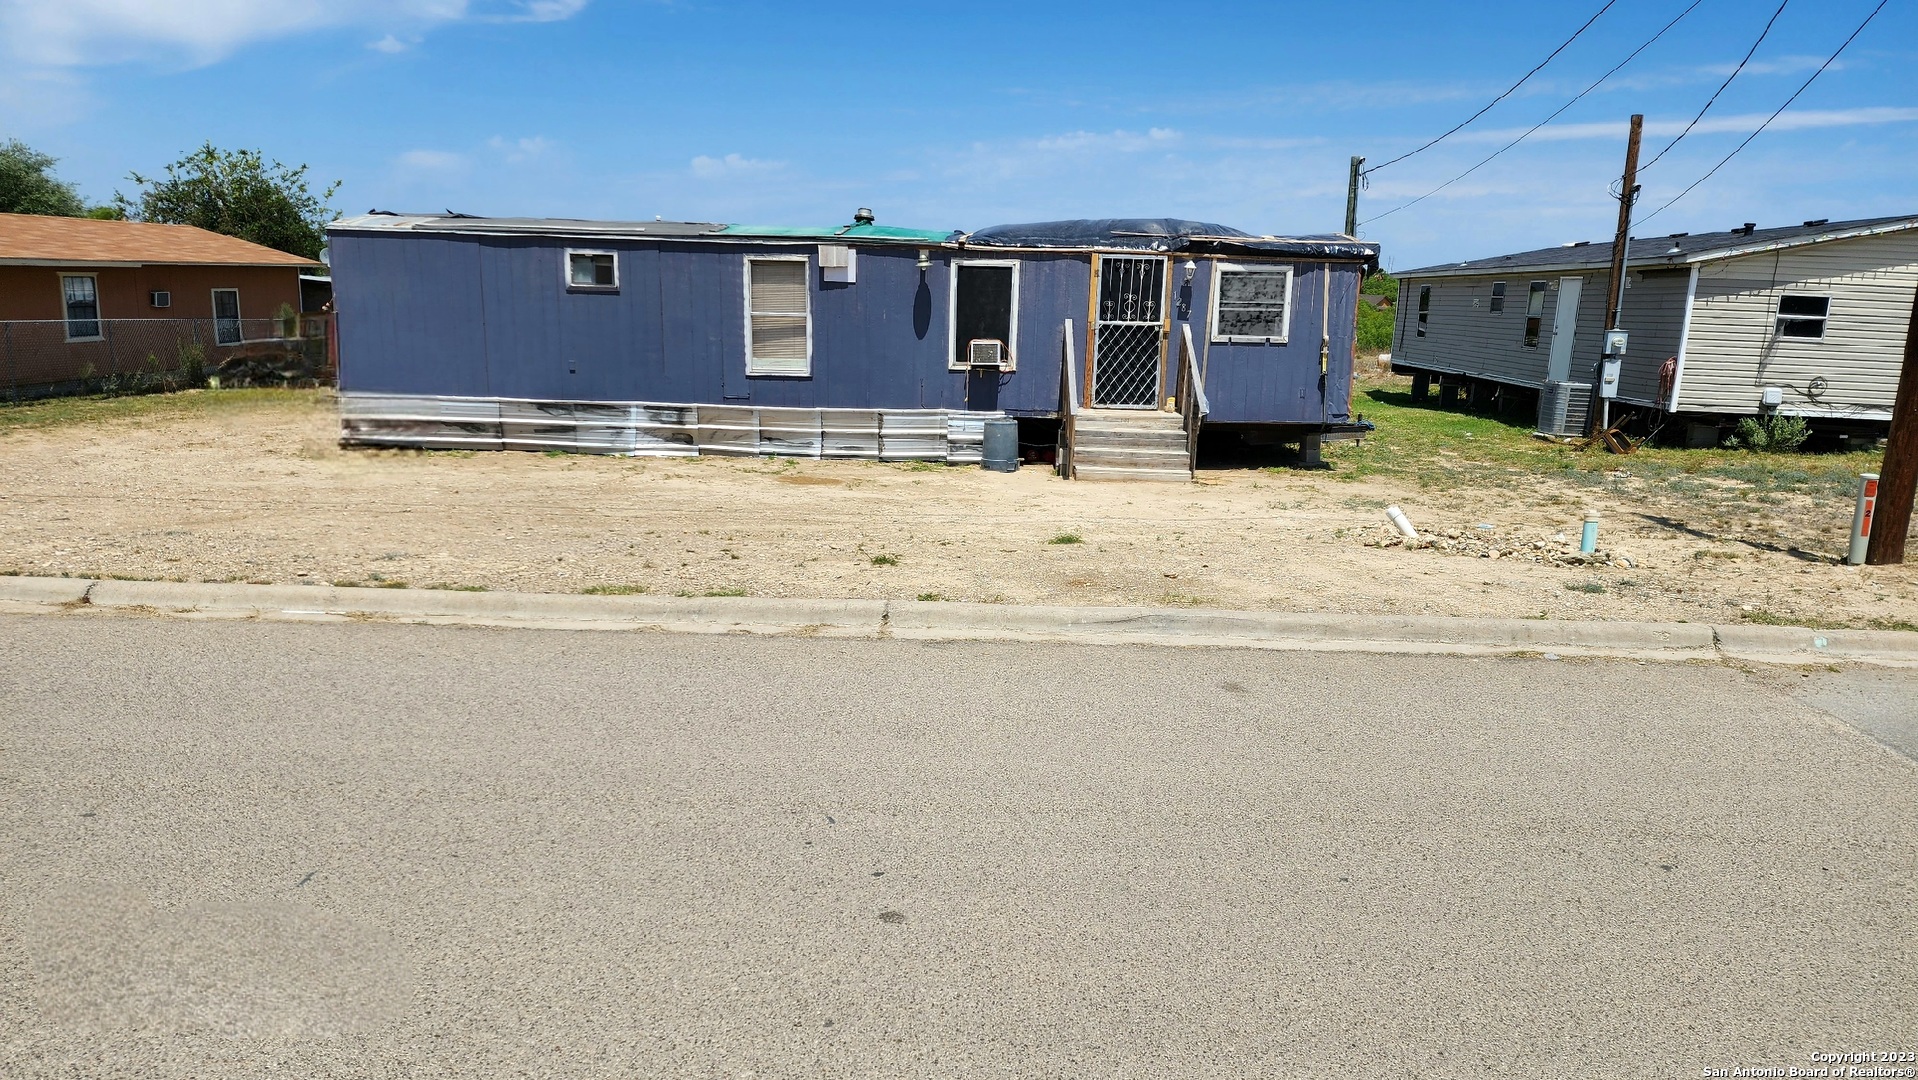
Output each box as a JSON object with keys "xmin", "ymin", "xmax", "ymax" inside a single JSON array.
[
  {"xmin": 1598, "ymin": 356, "xmax": 1622, "ymax": 399},
  {"xmin": 1603, "ymin": 329, "xmax": 1629, "ymax": 356}
]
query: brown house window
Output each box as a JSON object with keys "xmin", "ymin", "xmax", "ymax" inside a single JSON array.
[{"xmin": 62, "ymin": 274, "xmax": 101, "ymax": 341}]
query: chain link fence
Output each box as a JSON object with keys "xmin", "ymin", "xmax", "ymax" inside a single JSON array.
[{"xmin": 0, "ymin": 316, "xmax": 335, "ymax": 401}]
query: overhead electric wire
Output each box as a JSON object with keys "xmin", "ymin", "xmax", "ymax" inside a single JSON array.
[
  {"xmin": 1361, "ymin": 0, "xmax": 1618, "ymax": 177},
  {"xmin": 1637, "ymin": 0, "xmax": 1890, "ymax": 227},
  {"xmin": 1359, "ymin": 0, "xmax": 1704, "ymax": 227},
  {"xmin": 1638, "ymin": 0, "xmax": 1790, "ymax": 171}
]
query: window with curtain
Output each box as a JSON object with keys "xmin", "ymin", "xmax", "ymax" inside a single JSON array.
[
  {"xmin": 62, "ymin": 275, "xmax": 100, "ymax": 340},
  {"xmin": 746, "ymin": 258, "xmax": 810, "ymax": 375}
]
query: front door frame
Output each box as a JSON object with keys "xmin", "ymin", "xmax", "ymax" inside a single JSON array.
[
  {"xmin": 1087, "ymin": 253, "xmax": 1170, "ymax": 409},
  {"xmin": 1545, "ymin": 276, "xmax": 1582, "ymax": 383}
]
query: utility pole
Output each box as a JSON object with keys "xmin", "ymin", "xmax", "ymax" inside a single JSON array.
[
  {"xmin": 1866, "ymin": 283, "xmax": 1918, "ymax": 564},
  {"xmin": 1345, "ymin": 156, "xmax": 1364, "ymax": 237},
  {"xmin": 1592, "ymin": 113, "xmax": 1643, "ymax": 437}
]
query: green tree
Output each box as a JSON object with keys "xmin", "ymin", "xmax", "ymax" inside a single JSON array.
[
  {"xmin": 116, "ymin": 143, "xmax": 340, "ymax": 260},
  {"xmin": 0, "ymin": 139, "xmax": 87, "ymax": 216},
  {"xmin": 1361, "ymin": 270, "xmax": 1398, "ymax": 296}
]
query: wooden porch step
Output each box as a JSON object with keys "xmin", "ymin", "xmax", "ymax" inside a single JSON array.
[
  {"xmin": 1073, "ymin": 444, "xmax": 1192, "ymax": 470},
  {"xmin": 1073, "ymin": 463, "xmax": 1194, "ymax": 483}
]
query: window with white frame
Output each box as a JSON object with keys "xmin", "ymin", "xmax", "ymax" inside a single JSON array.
[
  {"xmin": 1490, "ymin": 280, "xmax": 1506, "ymax": 314},
  {"xmin": 1522, "ymin": 281, "xmax": 1546, "ymax": 347},
  {"xmin": 566, "ymin": 250, "xmax": 618, "ymax": 290},
  {"xmin": 1209, "ymin": 262, "xmax": 1293, "ymax": 343},
  {"xmin": 61, "ymin": 274, "xmax": 101, "ymax": 340},
  {"xmin": 1775, "ymin": 294, "xmax": 1829, "ymax": 339},
  {"xmin": 745, "ymin": 257, "xmax": 810, "ymax": 375}
]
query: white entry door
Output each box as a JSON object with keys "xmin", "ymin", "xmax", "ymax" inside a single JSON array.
[{"xmin": 1545, "ymin": 276, "xmax": 1582, "ymax": 382}]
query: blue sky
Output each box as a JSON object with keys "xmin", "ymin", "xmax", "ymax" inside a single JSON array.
[{"xmin": 3, "ymin": 0, "xmax": 1913, "ymax": 268}]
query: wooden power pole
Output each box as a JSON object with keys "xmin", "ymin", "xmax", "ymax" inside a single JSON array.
[
  {"xmin": 1866, "ymin": 283, "xmax": 1918, "ymax": 564},
  {"xmin": 1590, "ymin": 114, "xmax": 1643, "ymax": 437},
  {"xmin": 1345, "ymin": 156, "xmax": 1363, "ymax": 237}
]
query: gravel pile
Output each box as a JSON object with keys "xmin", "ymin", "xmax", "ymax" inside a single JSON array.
[{"xmin": 1361, "ymin": 524, "xmax": 1638, "ymax": 568}]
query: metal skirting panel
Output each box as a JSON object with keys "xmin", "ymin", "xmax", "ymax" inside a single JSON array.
[
  {"xmin": 946, "ymin": 414, "xmax": 987, "ymax": 464},
  {"xmin": 820, "ymin": 409, "xmax": 881, "ymax": 459},
  {"xmin": 340, "ymin": 394, "xmax": 1000, "ymax": 464},
  {"xmin": 879, "ymin": 411, "xmax": 949, "ymax": 460}
]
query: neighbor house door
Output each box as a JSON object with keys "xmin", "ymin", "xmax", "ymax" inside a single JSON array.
[
  {"xmin": 1090, "ymin": 255, "xmax": 1168, "ymax": 408},
  {"xmin": 1545, "ymin": 276, "xmax": 1582, "ymax": 383},
  {"xmin": 212, "ymin": 288, "xmax": 242, "ymax": 346}
]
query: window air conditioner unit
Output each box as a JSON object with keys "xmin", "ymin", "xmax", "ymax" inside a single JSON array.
[
  {"xmin": 149, "ymin": 290, "xmax": 171, "ymax": 308},
  {"xmin": 967, "ymin": 338, "xmax": 1011, "ymax": 371}
]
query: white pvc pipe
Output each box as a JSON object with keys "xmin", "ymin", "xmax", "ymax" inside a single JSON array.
[{"xmin": 1386, "ymin": 505, "xmax": 1419, "ymax": 539}]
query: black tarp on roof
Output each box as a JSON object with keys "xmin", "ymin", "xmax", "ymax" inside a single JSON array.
[{"xmin": 962, "ymin": 218, "xmax": 1376, "ymax": 259}]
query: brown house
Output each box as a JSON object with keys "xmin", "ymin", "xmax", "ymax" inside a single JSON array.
[{"xmin": 0, "ymin": 212, "xmax": 321, "ymax": 395}]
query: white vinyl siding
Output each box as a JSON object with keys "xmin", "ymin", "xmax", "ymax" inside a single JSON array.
[
  {"xmin": 1390, "ymin": 268, "xmax": 1690, "ymax": 409},
  {"xmin": 1676, "ymin": 232, "xmax": 1918, "ymax": 417},
  {"xmin": 745, "ymin": 256, "xmax": 811, "ymax": 376}
]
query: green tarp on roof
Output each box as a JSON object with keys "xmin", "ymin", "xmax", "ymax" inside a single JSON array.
[{"xmin": 719, "ymin": 223, "xmax": 958, "ymax": 243}]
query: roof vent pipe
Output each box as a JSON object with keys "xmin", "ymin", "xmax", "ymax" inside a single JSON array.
[
  {"xmin": 853, "ymin": 208, "xmax": 875, "ymax": 225},
  {"xmin": 1740, "ymin": 222, "xmax": 1756, "ymax": 235},
  {"xmin": 1803, "ymin": 218, "xmax": 1828, "ymax": 227}
]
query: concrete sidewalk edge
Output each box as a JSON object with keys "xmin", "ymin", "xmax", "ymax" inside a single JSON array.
[{"xmin": 1, "ymin": 576, "xmax": 1912, "ymax": 665}]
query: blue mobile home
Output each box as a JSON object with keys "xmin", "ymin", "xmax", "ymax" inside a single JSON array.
[{"xmin": 327, "ymin": 212, "xmax": 1377, "ymax": 479}]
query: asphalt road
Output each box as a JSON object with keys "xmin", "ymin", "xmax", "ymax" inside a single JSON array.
[{"xmin": 1, "ymin": 613, "xmax": 1913, "ymax": 1079}]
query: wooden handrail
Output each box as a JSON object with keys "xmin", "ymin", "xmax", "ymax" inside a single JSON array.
[
  {"xmin": 1058, "ymin": 319, "xmax": 1079, "ymax": 478},
  {"xmin": 1179, "ymin": 323, "xmax": 1207, "ymax": 474}
]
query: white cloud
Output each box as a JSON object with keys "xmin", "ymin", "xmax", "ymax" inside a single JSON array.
[
  {"xmin": 368, "ymin": 34, "xmax": 413, "ymax": 53},
  {"xmin": 0, "ymin": 0, "xmax": 588, "ymax": 70},
  {"xmin": 396, "ymin": 148, "xmax": 468, "ymax": 172},
  {"xmin": 488, "ymin": 135, "xmax": 553, "ymax": 163},
  {"xmin": 690, "ymin": 153, "xmax": 784, "ymax": 178}
]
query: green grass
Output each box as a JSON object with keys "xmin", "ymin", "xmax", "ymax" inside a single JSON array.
[
  {"xmin": 0, "ymin": 387, "xmax": 320, "ymax": 435},
  {"xmin": 1047, "ymin": 532, "xmax": 1084, "ymax": 545},
  {"xmin": 1564, "ymin": 581, "xmax": 1606, "ymax": 594},
  {"xmin": 581, "ymin": 584, "xmax": 648, "ymax": 595},
  {"xmin": 915, "ymin": 592, "xmax": 946, "ymax": 602},
  {"xmin": 1323, "ymin": 378, "xmax": 1882, "ymax": 500},
  {"xmin": 424, "ymin": 583, "xmax": 488, "ymax": 592},
  {"xmin": 677, "ymin": 587, "xmax": 749, "ymax": 597},
  {"xmin": 869, "ymin": 553, "xmax": 899, "ymax": 566}
]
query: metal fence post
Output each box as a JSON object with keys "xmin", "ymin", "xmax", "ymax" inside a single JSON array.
[{"xmin": 3, "ymin": 322, "xmax": 14, "ymax": 403}]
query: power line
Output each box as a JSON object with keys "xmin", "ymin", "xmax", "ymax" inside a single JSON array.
[
  {"xmin": 1637, "ymin": 0, "xmax": 1891, "ymax": 227},
  {"xmin": 1362, "ymin": 0, "xmax": 1618, "ymax": 177},
  {"xmin": 1360, "ymin": 0, "xmax": 1703, "ymax": 227},
  {"xmin": 1638, "ymin": 0, "xmax": 1790, "ymax": 172}
]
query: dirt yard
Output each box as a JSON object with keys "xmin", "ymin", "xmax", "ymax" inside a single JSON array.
[{"xmin": 2, "ymin": 388, "xmax": 1915, "ymax": 630}]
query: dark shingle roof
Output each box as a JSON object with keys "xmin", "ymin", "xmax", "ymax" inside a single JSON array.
[{"xmin": 1400, "ymin": 214, "xmax": 1918, "ymax": 278}]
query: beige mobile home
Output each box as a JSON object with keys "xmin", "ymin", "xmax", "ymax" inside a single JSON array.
[{"xmin": 1390, "ymin": 215, "xmax": 1918, "ymax": 439}]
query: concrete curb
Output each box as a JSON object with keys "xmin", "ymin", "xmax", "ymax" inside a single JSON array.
[
  {"xmin": 1, "ymin": 575, "xmax": 1912, "ymax": 666},
  {"xmin": 884, "ymin": 601, "xmax": 1718, "ymax": 659}
]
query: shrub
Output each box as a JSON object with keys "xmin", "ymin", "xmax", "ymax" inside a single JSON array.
[{"xmin": 1729, "ymin": 414, "xmax": 1809, "ymax": 453}]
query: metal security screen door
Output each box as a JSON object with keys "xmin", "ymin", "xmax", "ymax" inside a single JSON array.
[{"xmin": 1091, "ymin": 256, "xmax": 1168, "ymax": 407}]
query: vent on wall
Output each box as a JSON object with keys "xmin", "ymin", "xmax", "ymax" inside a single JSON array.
[
  {"xmin": 149, "ymin": 290, "xmax": 171, "ymax": 308},
  {"xmin": 818, "ymin": 244, "xmax": 856, "ymax": 284}
]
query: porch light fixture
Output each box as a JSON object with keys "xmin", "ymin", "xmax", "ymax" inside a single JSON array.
[
  {"xmin": 1182, "ymin": 259, "xmax": 1197, "ymax": 283},
  {"xmin": 916, "ymin": 249, "xmax": 932, "ymax": 271}
]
